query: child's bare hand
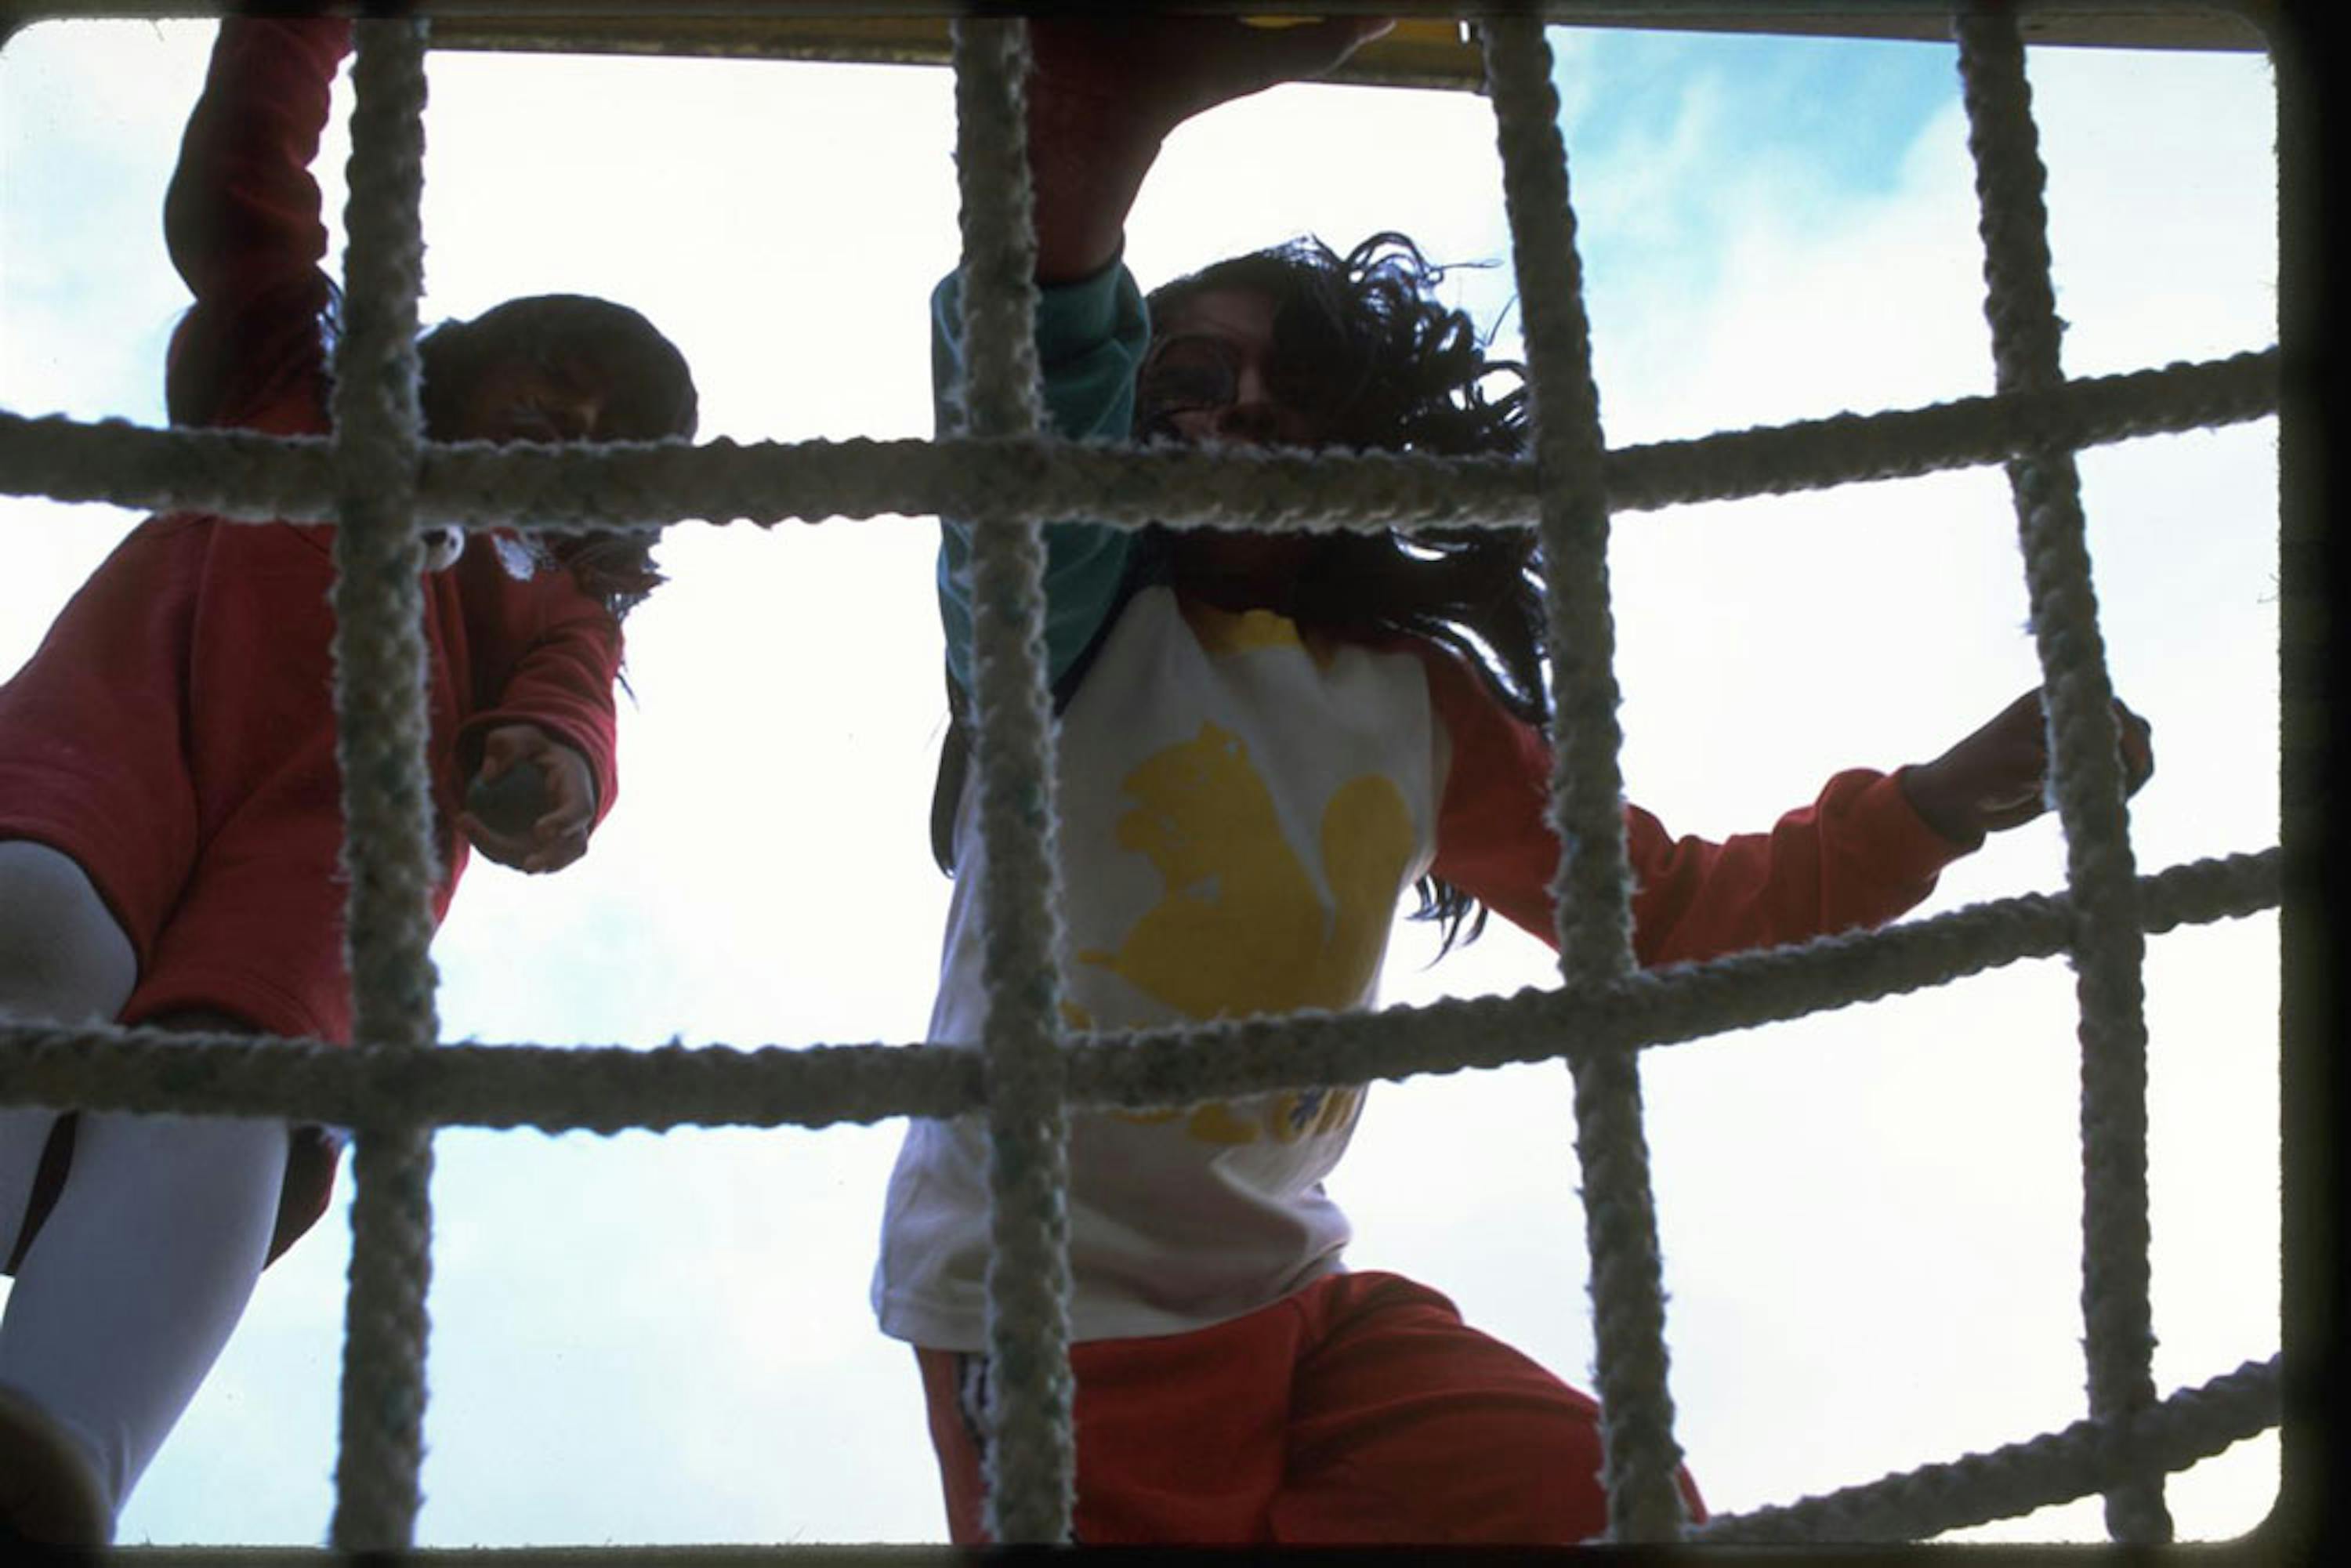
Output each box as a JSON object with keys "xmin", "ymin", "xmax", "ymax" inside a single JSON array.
[
  {"xmin": 1899, "ymin": 687, "xmax": 2155, "ymax": 846},
  {"xmin": 1025, "ymin": 16, "xmax": 1395, "ymax": 281},
  {"xmin": 460, "ymin": 722, "xmax": 596, "ymax": 874}
]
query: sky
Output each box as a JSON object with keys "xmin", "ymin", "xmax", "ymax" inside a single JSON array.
[{"xmin": 0, "ymin": 16, "xmax": 2281, "ymax": 1549}]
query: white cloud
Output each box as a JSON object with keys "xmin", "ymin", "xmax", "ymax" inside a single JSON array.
[{"xmin": 2029, "ymin": 47, "xmax": 2279, "ymax": 376}]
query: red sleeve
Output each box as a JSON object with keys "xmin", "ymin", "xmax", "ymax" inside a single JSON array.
[
  {"xmin": 162, "ymin": 17, "xmax": 351, "ymax": 433},
  {"xmin": 451, "ymin": 552, "xmax": 627, "ymax": 827},
  {"xmin": 444, "ymin": 545, "xmax": 630, "ymax": 827},
  {"xmin": 1418, "ymin": 643, "xmax": 1969, "ymax": 968}
]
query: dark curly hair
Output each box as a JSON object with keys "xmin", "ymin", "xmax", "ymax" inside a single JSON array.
[
  {"xmin": 1144, "ymin": 232, "xmax": 1548, "ymax": 953},
  {"xmin": 417, "ymin": 293, "xmax": 698, "ymax": 621},
  {"xmin": 168, "ymin": 273, "xmax": 694, "ymax": 622}
]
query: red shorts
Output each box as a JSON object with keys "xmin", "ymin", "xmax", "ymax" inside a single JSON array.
[{"xmin": 915, "ymin": 1269, "xmax": 1706, "ymax": 1544}]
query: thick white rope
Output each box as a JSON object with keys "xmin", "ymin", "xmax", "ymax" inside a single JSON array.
[
  {"xmin": 1, "ymin": 347, "xmax": 2278, "ymax": 533},
  {"xmin": 323, "ymin": 19, "xmax": 438, "ymax": 1554},
  {"xmin": 1693, "ymin": 1355, "xmax": 2279, "ymax": 1544},
  {"xmin": 1957, "ymin": 9, "xmax": 2168, "ymax": 1544},
  {"xmin": 1483, "ymin": 17, "xmax": 1686, "ymax": 1541},
  {"xmin": 0, "ymin": 849, "xmax": 2282, "ymax": 1133},
  {"xmin": 945, "ymin": 16, "xmax": 1075, "ymax": 1546}
]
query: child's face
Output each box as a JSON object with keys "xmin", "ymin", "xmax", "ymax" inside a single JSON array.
[
  {"xmin": 1144, "ymin": 285, "xmax": 1328, "ymax": 609},
  {"xmin": 451, "ymin": 351, "xmax": 616, "ymax": 444},
  {"xmin": 1139, "ymin": 286, "xmax": 1332, "ymax": 450}
]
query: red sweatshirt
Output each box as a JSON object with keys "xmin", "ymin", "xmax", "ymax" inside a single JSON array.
[
  {"xmin": 0, "ymin": 17, "xmax": 627, "ymax": 1265},
  {"xmin": 1416, "ymin": 643, "xmax": 1959, "ymax": 966}
]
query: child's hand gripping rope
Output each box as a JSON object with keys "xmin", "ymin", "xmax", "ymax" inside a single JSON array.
[
  {"xmin": 461, "ymin": 722, "xmax": 596, "ymax": 874},
  {"xmin": 1898, "ymin": 687, "xmax": 2156, "ymax": 846},
  {"xmin": 1025, "ymin": 15, "xmax": 1395, "ymax": 281}
]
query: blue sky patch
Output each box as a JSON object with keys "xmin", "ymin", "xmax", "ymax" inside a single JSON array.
[{"xmin": 1555, "ymin": 26, "xmax": 1956, "ymax": 198}]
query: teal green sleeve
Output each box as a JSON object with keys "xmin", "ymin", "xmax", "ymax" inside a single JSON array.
[{"xmin": 934, "ymin": 260, "xmax": 1148, "ymax": 694}]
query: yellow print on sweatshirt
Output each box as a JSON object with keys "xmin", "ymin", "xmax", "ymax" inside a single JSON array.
[{"xmin": 1079, "ymin": 719, "xmax": 1405, "ymax": 1146}]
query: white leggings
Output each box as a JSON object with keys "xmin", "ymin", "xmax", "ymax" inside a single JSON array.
[{"xmin": 1, "ymin": 839, "xmax": 289, "ymax": 1527}]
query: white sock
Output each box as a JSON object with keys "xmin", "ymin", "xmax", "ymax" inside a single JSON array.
[{"xmin": 0, "ymin": 1110, "xmax": 288, "ymax": 1517}]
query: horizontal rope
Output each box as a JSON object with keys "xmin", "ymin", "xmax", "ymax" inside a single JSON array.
[
  {"xmin": 1, "ymin": 349, "xmax": 2277, "ymax": 534},
  {"xmin": 1691, "ymin": 1355, "xmax": 2280, "ymax": 1544},
  {"xmin": 0, "ymin": 848, "xmax": 2278, "ymax": 1133},
  {"xmin": 0, "ymin": 415, "xmax": 341, "ymax": 519},
  {"xmin": 1063, "ymin": 845, "xmax": 2277, "ymax": 1110},
  {"xmin": 1607, "ymin": 347, "xmax": 2277, "ymax": 512}
]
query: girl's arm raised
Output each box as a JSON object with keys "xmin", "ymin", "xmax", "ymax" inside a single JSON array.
[
  {"xmin": 934, "ymin": 17, "xmax": 1395, "ymax": 693},
  {"xmin": 931, "ymin": 262, "xmax": 1146, "ymax": 697},
  {"xmin": 929, "ymin": 18, "xmax": 1396, "ymax": 867},
  {"xmin": 161, "ymin": 16, "xmax": 351, "ymax": 433}
]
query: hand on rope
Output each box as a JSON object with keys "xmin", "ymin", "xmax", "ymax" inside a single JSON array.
[
  {"xmin": 1896, "ymin": 687, "xmax": 2155, "ymax": 847},
  {"xmin": 459, "ymin": 722, "xmax": 597, "ymax": 873},
  {"xmin": 1026, "ymin": 14, "xmax": 1395, "ymax": 281}
]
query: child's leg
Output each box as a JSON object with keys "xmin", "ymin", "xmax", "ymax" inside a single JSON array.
[
  {"xmin": 0, "ymin": 1009, "xmax": 287, "ymax": 1529},
  {"xmin": 0, "ymin": 838, "xmax": 139, "ymax": 1263},
  {"xmin": 1270, "ymin": 1270, "xmax": 1706, "ymax": 1544},
  {"xmin": 1, "ymin": 853, "xmax": 288, "ymax": 1531}
]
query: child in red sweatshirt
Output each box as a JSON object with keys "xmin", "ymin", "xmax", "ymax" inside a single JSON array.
[{"xmin": 0, "ymin": 18, "xmax": 697, "ymax": 1544}]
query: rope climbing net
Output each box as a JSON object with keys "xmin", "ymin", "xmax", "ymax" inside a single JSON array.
[{"xmin": 0, "ymin": 2, "xmax": 2291, "ymax": 1552}]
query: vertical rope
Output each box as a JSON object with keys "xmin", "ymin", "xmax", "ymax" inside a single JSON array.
[
  {"xmin": 1954, "ymin": 7, "xmax": 2169, "ymax": 1544},
  {"xmin": 324, "ymin": 19, "xmax": 440, "ymax": 1554},
  {"xmin": 1483, "ymin": 18, "xmax": 1686, "ymax": 1541},
  {"xmin": 947, "ymin": 16, "xmax": 1075, "ymax": 1546}
]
